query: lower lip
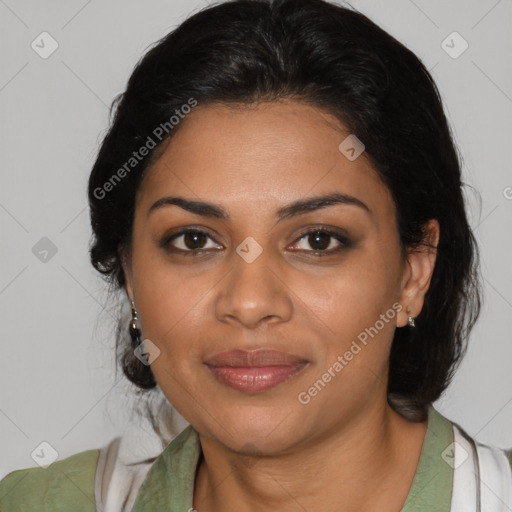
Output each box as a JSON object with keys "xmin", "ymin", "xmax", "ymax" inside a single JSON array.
[{"xmin": 206, "ymin": 364, "xmax": 307, "ymax": 393}]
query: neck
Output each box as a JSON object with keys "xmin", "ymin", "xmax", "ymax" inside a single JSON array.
[{"xmin": 193, "ymin": 400, "xmax": 428, "ymax": 512}]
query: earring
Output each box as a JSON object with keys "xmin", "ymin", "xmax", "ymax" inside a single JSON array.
[
  {"xmin": 406, "ymin": 308, "xmax": 416, "ymax": 328},
  {"xmin": 129, "ymin": 299, "xmax": 142, "ymax": 346}
]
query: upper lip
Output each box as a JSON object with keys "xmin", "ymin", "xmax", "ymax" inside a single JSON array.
[{"xmin": 204, "ymin": 348, "xmax": 308, "ymax": 368}]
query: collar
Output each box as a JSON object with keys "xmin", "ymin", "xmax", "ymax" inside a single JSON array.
[{"xmin": 130, "ymin": 405, "xmax": 454, "ymax": 511}]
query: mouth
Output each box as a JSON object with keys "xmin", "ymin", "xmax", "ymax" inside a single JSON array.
[{"xmin": 204, "ymin": 348, "xmax": 309, "ymax": 394}]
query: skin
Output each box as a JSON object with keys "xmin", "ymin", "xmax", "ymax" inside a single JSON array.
[{"xmin": 122, "ymin": 99, "xmax": 440, "ymax": 512}]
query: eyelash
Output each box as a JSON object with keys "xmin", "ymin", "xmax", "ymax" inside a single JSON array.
[{"xmin": 161, "ymin": 227, "xmax": 352, "ymax": 257}]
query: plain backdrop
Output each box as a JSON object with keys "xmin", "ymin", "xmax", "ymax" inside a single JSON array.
[{"xmin": 1, "ymin": 0, "xmax": 511, "ymax": 478}]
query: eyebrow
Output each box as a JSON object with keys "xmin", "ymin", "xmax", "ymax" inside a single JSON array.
[{"xmin": 147, "ymin": 192, "xmax": 370, "ymax": 221}]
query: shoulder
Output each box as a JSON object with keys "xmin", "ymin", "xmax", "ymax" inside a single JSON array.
[
  {"xmin": 452, "ymin": 420, "xmax": 512, "ymax": 473},
  {"xmin": 0, "ymin": 409, "xmax": 189, "ymax": 512},
  {"xmin": 431, "ymin": 406, "xmax": 512, "ymax": 471},
  {"xmin": 0, "ymin": 448, "xmax": 99, "ymax": 511},
  {"xmin": 448, "ymin": 416, "xmax": 512, "ymax": 510}
]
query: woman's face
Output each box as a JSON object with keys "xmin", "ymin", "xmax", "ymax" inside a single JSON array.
[{"xmin": 123, "ymin": 100, "xmax": 436, "ymax": 454}]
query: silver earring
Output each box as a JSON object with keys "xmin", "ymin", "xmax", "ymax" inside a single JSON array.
[{"xmin": 407, "ymin": 314, "xmax": 416, "ymax": 328}]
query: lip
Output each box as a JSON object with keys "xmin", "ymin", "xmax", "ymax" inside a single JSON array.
[{"xmin": 204, "ymin": 349, "xmax": 309, "ymax": 394}]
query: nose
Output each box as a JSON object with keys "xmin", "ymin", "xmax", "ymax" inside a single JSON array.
[{"xmin": 214, "ymin": 249, "xmax": 293, "ymax": 329}]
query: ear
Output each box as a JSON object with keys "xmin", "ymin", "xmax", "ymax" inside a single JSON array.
[
  {"xmin": 396, "ymin": 219, "xmax": 440, "ymax": 327},
  {"xmin": 120, "ymin": 248, "xmax": 135, "ymax": 304}
]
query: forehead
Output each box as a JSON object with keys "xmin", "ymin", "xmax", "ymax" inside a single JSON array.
[{"xmin": 137, "ymin": 100, "xmax": 394, "ymax": 224}]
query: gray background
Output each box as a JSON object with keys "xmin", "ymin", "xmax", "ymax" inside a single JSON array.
[{"xmin": 1, "ymin": 0, "xmax": 511, "ymax": 478}]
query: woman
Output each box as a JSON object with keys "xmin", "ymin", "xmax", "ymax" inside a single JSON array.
[{"xmin": 1, "ymin": 0, "xmax": 510, "ymax": 510}]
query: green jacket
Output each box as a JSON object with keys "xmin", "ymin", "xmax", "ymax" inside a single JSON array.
[{"xmin": 1, "ymin": 406, "xmax": 511, "ymax": 511}]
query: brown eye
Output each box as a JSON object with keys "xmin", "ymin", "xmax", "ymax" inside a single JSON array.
[
  {"xmin": 181, "ymin": 231, "xmax": 208, "ymax": 250},
  {"xmin": 306, "ymin": 231, "xmax": 332, "ymax": 251},
  {"xmin": 163, "ymin": 229, "xmax": 222, "ymax": 254},
  {"xmin": 290, "ymin": 229, "xmax": 352, "ymax": 255}
]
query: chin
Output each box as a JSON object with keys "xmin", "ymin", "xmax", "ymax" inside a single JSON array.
[{"xmin": 200, "ymin": 402, "xmax": 307, "ymax": 454}]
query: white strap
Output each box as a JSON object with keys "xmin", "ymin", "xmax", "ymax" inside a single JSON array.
[
  {"xmin": 94, "ymin": 436, "xmax": 154, "ymax": 512},
  {"xmin": 451, "ymin": 424, "xmax": 479, "ymax": 511},
  {"xmin": 451, "ymin": 423, "xmax": 512, "ymax": 511}
]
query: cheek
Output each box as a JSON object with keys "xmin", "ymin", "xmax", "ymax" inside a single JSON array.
[
  {"xmin": 306, "ymin": 248, "xmax": 399, "ymax": 369},
  {"xmin": 312, "ymin": 255, "xmax": 394, "ymax": 328}
]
